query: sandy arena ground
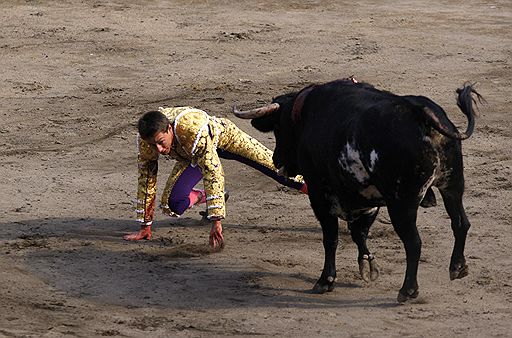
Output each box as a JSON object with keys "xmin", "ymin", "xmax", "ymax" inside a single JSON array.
[{"xmin": 1, "ymin": 0, "xmax": 511, "ymax": 337}]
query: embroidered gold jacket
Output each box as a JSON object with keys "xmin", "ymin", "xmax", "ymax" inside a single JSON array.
[{"xmin": 136, "ymin": 106, "xmax": 286, "ymax": 223}]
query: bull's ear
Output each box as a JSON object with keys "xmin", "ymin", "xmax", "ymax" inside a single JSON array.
[{"xmin": 251, "ymin": 115, "xmax": 276, "ymax": 132}]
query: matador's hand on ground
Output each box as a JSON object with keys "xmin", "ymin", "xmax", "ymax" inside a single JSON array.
[
  {"xmin": 123, "ymin": 224, "xmax": 152, "ymax": 241},
  {"xmin": 209, "ymin": 220, "xmax": 224, "ymax": 251}
]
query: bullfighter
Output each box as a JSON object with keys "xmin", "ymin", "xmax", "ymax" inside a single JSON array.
[{"xmin": 125, "ymin": 106, "xmax": 307, "ymax": 250}]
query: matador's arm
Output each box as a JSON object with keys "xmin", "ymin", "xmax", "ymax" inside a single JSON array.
[
  {"xmin": 136, "ymin": 136, "xmax": 159, "ymax": 224},
  {"xmin": 195, "ymin": 143, "xmax": 226, "ymax": 220},
  {"xmin": 173, "ymin": 110, "xmax": 226, "ymax": 220}
]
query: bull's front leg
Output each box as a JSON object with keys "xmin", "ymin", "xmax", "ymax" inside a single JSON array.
[
  {"xmin": 314, "ymin": 214, "xmax": 339, "ymax": 293},
  {"xmin": 309, "ymin": 190, "xmax": 339, "ymax": 294}
]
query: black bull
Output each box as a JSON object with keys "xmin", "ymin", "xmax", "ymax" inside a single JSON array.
[{"xmin": 234, "ymin": 79, "xmax": 483, "ymax": 302}]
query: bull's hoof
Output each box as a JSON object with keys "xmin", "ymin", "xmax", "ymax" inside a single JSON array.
[
  {"xmin": 312, "ymin": 276, "xmax": 335, "ymax": 294},
  {"xmin": 358, "ymin": 254, "xmax": 380, "ymax": 282},
  {"xmin": 397, "ymin": 288, "xmax": 419, "ymax": 303},
  {"xmin": 450, "ymin": 263, "xmax": 469, "ymax": 280}
]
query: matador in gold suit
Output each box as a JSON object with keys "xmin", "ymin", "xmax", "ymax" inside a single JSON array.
[{"xmin": 126, "ymin": 107, "xmax": 307, "ymax": 249}]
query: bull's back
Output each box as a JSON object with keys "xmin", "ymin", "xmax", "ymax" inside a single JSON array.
[{"xmin": 299, "ymin": 84, "xmax": 445, "ymax": 208}]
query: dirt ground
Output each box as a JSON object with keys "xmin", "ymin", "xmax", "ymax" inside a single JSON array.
[{"xmin": 1, "ymin": 0, "xmax": 511, "ymax": 337}]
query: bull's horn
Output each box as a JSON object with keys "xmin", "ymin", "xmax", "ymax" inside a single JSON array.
[{"xmin": 232, "ymin": 103, "xmax": 280, "ymax": 119}]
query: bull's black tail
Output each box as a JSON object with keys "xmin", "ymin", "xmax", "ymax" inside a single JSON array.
[{"xmin": 422, "ymin": 83, "xmax": 484, "ymax": 140}]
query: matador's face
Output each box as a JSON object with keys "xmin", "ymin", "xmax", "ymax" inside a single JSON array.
[{"xmin": 146, "ymin": 125, "xmax": 174, "ymax": 155}]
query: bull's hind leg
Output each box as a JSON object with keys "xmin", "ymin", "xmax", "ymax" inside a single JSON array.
[
  {"xmin": 386, "ymin": 203, "xmax": 421, "ymax": 303},
  {"xmin": 348, "ymin": 208, "xmax": 380, "ymax": 282},
  {"xmin": 439, "ymin": 186, "xmax": 470, "ymax": 280}
]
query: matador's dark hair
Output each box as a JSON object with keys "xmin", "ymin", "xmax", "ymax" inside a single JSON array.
[{"xmin": 138, "ymin": 111, "xmax": 170, "ymax": 140}]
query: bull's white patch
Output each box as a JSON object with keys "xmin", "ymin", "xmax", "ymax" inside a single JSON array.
[
  {"xmin": 369, "ymin": 149, "xmax": 379, "ymax": 173},
  {"xmin": 338, "ymin": 142, "xmax": 370, "ymax": 184},
  {"xmin": 369, "ymin": 150, "xmax": 378, "ymax": 173}
]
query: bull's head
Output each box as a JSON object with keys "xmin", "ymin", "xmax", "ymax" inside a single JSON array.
[{"xmin": 234, "ymin": 92, "xmax": 300, "ymax": 177}]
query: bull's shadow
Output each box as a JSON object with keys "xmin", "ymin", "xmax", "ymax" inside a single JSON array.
[{"xmin": 0, "ymin": 217, "xmax": 398, "ymax": 309}]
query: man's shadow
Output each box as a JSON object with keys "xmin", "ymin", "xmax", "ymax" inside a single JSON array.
[{"xmin": 0, "ymin": 217, "xmax": 397, "ymax": 309}]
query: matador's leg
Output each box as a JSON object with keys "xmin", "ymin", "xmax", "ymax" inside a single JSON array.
[
  {"xmin": 218, "ymin": 119, "xmax": 306, "ymax": 192},
  {"xmin": 166, "ymin": 164, "xmax": 206, "ymax": 216}
]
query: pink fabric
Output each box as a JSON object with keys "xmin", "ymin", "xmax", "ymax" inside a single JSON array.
[{"xmin": 188, "ymin": 188, "xmax": 206, "ymax": 208}]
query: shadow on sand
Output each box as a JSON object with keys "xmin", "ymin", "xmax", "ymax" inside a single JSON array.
[{"xmin": 0, "ymin": 217, "xmax": 398, "ymax": 310}]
